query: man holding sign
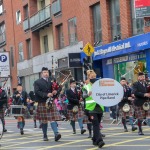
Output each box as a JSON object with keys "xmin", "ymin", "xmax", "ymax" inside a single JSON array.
[{"xmin": 82, "ymin": 70, "xmax": 105, "ymax": 148}]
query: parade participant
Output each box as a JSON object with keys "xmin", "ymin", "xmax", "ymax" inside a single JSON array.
[
  {"xmin": 66, "ymin": 79, "xmax": 86, "ymax": 134},
  {"xmin": 132, "ymin": 72, "xmax": 150, "ymax": 135},
  {"xmin": 28, "ymin": 91, "xmax": 39, "ymax": 128},
  {"xmin": 82, "ymin": 70, "xmax": 105, "ymax": 148},
  {"xmin": 13, "ymin": 84, "xmax": 28, "ymax": 135},
  {"xmin": 118, "ymin": 77, "xmax": 137, "ymax": 132},
  {"xmin": 34, "ymin": 67, "xmax": 61, "ymax": 141},
  {"xmin": 0, "ymin": 83, "xmax": 7, "ymax": 132}
]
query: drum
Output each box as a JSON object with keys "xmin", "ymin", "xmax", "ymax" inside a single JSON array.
[
  {"xmin": 0, "ymin": 119, "xmax": 3, "ymax": 140},
  {"xmin": 10, "ymin": 105, "xmax": 24, "ymax": 116}
]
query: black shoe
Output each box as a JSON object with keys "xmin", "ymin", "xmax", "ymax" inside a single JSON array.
[
  {"xmin": 3, "ymin": 129, "xmax": 7, "ymax": 132},
  {"xmin": 55, "ymin": 133, "xmax": 61, "ymax": 141},
  {"xmin": 81, "ymin": 129, "xmax": 86, "ymax": 134},
  {"xmin": 20, "ymin": 129, "xmax": 24, "ymax": 135},
  {"xmin": 88, "ymin": 134, "xmax": 92, "ymax": 138},
  {"xmin": 73, "ymin": 131, "xmax": 76, "ymax": 134},
  {"xmin": 124, "ymin": 129, "xmax": 128, "ymax": 132},
  {"xmin": 138, "ymin": 131, "xmax": 144, "ymax": 135},
  {"xmin": 98, "ymin": 141, "xmax": 105, "ymax": 148},
  {"xmin": 34, "ymin": 125, "xmax": 37, "ymax": 128},
  {"xmin": 132, "ymin": 126, "xmax": 137, "ymax": 131},
  {"xmin": 43, "ymin": 137, "xmax": 49, "ymax": 141}
]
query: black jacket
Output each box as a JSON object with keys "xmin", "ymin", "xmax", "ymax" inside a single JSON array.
[
  {"xmin": 66, "ymin": 88, "xmax": 80, "ymax": 110},
  {"xmin": 34, "ymin": 78, "xmax": 52, "ymax": 103},
  {"xmin": 118, "ymin": 85, "xmax": 132, "ymax": 107},
  {"xmin": 132, "ymin": 81, "xmax": 148, "ymax": 106},
  {"xmin": 0, "ymin": 88, "xmax": 7, "ymax": 108},
  {"xmin": 13, "ymin": 90, "xmax": 28, "ymax": 106}
]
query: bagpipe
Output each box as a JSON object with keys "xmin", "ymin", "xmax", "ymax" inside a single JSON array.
[{"xmin": 46, "ymin": 72, "xmax": 72, "ymax": 109}]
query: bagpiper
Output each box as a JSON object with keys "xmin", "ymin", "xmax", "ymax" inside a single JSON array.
[{"xmin": 34, "ymin": 67, "xmax": 62, "ymax": 141}]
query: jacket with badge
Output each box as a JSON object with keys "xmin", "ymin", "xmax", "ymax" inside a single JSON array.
[{"xmin": 118, "ymin": 85, "xmax": 132, "ymax": 108}]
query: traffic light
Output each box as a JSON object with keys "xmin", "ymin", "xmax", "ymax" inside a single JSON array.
[{"xmin": 83, "ymin": 56, "xmax": 92, "ymax": 75}]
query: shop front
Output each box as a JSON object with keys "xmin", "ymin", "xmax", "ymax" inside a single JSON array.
[{"xmin": 93, "ymin": 32, "xmax": 150, "ymax": 83}]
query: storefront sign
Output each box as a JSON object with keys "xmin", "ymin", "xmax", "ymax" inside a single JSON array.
[
  {"xmin": 113, "ymin": 56, "xmax": 128, "ymax": 63},
  {"xmin": 135, "ymin": 0, "xmax": 150, "ymax": 18},
  {"xmin": 0, "ymin": 52, "xmax": 10, "ymax": 77},
  {"xmin": 69, "ymin": 53, "xmax": 82, "ymax": 67},
  {"xmin": 92, "ymin": 78, "xmax": 123, "ymax": 107},
  {"xmin": 94, "ymin": 42, "xmax": 131, "ymax": 57},
  {"xmin": 92, "ymin": 32, "xmax": 150, "ymax": 61}
]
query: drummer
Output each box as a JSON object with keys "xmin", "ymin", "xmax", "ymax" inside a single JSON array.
[{"xmin": 12, "ymin": 84, "xmax": 28, "ymax": 135}]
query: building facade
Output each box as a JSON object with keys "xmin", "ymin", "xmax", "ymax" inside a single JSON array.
[{"xmin": 0, "ymin": 0, "xmax": 149, "ymax": 93}]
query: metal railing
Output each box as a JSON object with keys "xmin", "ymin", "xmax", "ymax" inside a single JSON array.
[{"xmin": 30, "ymin": 5, "xmax": 51, "ymax": 28}]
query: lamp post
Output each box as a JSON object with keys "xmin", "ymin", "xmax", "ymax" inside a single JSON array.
[{"xmin": 51, "ymin": 55, "xmax": 54, "ymax": 78}]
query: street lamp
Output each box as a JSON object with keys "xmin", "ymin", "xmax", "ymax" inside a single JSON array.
[{"xmin": 51, "ymin": 55, "xmax": 54, "ymax": 77}]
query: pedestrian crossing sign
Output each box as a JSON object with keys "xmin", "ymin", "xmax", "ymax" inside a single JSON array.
[{"xmin": 83, "ymin": 43, "xmax": 95, "ymax": 56}]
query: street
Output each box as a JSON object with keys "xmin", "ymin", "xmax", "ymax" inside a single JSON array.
[{"xmin": 0, "ymin": 117, "xmax": 150, "ymax": 150}]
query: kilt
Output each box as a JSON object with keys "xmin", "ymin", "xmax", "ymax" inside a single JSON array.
[
  {"xmin": 67, "ymin": 106, "xmax": 84, "ymax": 121},
  {"xmin": 119, "ymin": 105, "xmax": 134, "ymax": 118},
  {"xmin": 134, "ymin": 105, "xmax": 150, "ymax": 119},
  {"xmin": 36, "ymin": 102, "xmax": 61, "ymax": 122},
  {"xmin": 0, "ymin": 108, "xmax": 4, "ymax": 119},
  {"xmin": 29, "ymin": 105, "xmax": 37, "ymax": 120}
]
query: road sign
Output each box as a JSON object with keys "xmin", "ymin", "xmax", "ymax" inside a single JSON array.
[
  {"xmin": 83, "ymin": 43, "xmax": 95, "ymax": 56},
  {"xmin": 0, "ymin": 52, "xmax": 10, "ymax": 77}
]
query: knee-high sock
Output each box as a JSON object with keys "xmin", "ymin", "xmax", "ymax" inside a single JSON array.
[
  {"xmin": 78, "ymin": 118, "xmax": 83, "ymax": 130},
  {"xmin": 50, "ymin": 121, "xmax": 58, "ymax": 136},
  {"xmin": 138, "ymin": 119, "xmax": 142, "ymax": 132},
  {"xmin": 70, "ymin": 120, "xmax": 76, "ymax": 132},
  {"xmin": 42, "ymin": 123, "xmax": 48, "ymax": 137},
  {"xmin": 122, "ymin": 118, "xmax": 127, "ymax": 129},
  {"xmin": 129, "ymin": 117, "xmax": 134, "ymax": 127},
  {"xmin": 1, "ymin": 118, "xmax": 5, "ymax": 129}
]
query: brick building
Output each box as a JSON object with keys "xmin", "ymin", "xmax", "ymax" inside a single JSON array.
[{"xmin": 0, "ymin": 0, "xmax": 149, "ymax": 93}]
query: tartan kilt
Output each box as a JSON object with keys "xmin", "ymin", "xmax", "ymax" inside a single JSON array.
[
  {"xmin": 67, "ymin": 106, "xmax": 84, "ymax": 121},
  {"xmin": 0, "ymin": 108, "xmax": 4, "ymax": 119},
  {"xmin": 119, "ymin": 105, "xmax": 134, "ymax": 118},
  {"xmin": 29, "ymin": 105, "xmax": 37, "ymax": 120},
  {"xmin": 36, "ymin": 102, "xmax": 61, "ymax": 122},
  {"xmin": 134, "ymin": 105, "xmax": 150, "ymax": 119}
]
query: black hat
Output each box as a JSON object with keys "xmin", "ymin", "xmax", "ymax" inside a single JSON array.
[
  {"xmin": 70, "ymin": 79, "xmax": 76, "ymax": 84},
  {"xmin": 138, "ymin": 72, "xmax": 144, "ymax": 76},
  {"xmin": 17, "ymin": 83, "xmax": 22, "ymax": 86},
  {"xmin": 120, "ymin": 77, "xmax": 126, "ymax": 81},
  {"xmin": 41, "ymin": 67, "xmax": 48, "ymax": 72}
]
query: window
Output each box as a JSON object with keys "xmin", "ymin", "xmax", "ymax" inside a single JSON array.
[
  {"xmin": 57, "ymin": 24, "xmax": 64, "ymax": 49},
  {"xmin": 41, "ymin": 0, "xmax": 45, "ymax": 9},
  {"xmin": 16, "ymin": 10, "xmax": 21, "ymax": 24},
  {"xmin": 18, "ymin": 42, "xmax": 24, "ymax": 62},
  {"xmin": 10, "ymin": 47, "xmax": 14, "ymax": 67},
  {"xmin": 68, "ymin": 17, "xmax": 78, "ymax": 45},
  {"xmin": 92, "ymin": 4, "xmax": 102, "ymax": 46},
  {"xmin": 43, "ymin": 35, "xmax": 49, "ymax": 53},
  {"xmin": 0, "ymin": 23, "xmax": 5, "ymax": 44},
  {"xmin": 23, "ymin": 5, "xmax": 29, "ymax": 19},
  {"xmin": 26, "ymin": 39, "xmax": 32, "ymax": 59},
  {"xmin": 0, "ymin": 4, "xmax": 3, "ymax": 14},
  {"xmin": 110, "ymin": 0, "xmax": 121, "ymax": 41},
  {"xmin": 131, "ymin": 0, "xmax": 144, "ymax": 35}
]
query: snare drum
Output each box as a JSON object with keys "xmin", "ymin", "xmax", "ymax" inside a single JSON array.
[{"xmin": 10, "ymin": 105, "xmax": 24, "ymax": 116}]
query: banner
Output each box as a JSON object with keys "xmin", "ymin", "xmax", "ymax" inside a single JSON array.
[
  {"xmin": 92, "ymin": 78, "xmax": 123, "ymax": 107},
  {"xmin": 0, "ymin": 52, "xmax": 10, "ymax": 77},
  {"xmin": 69, "ymin": 53, "xmax": 82, "ymax": 68},
  {"xmin": 135, "ymin": 0, "xmax": 150, "ymax": 18}
]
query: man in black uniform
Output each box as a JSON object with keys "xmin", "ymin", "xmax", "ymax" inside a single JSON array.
[
  {"xmin": 118, "ymin": 77, "xmax": 137, "ymax": 132},
  {"xmin": 34, "ymin": 67, "xmax": 61, "ymax": 141},
  {"xmin": 0, "ymin": 83, "xmax": 7, "ymax": 132},
  {"xmin": 132, "ymin": 72, "xmax": 150, "ymax": 135}
]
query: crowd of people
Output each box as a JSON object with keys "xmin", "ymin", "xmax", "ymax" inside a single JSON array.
[{"xmin": 0, "ymin": 67, "xmax": 150, "ymax": 148}]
